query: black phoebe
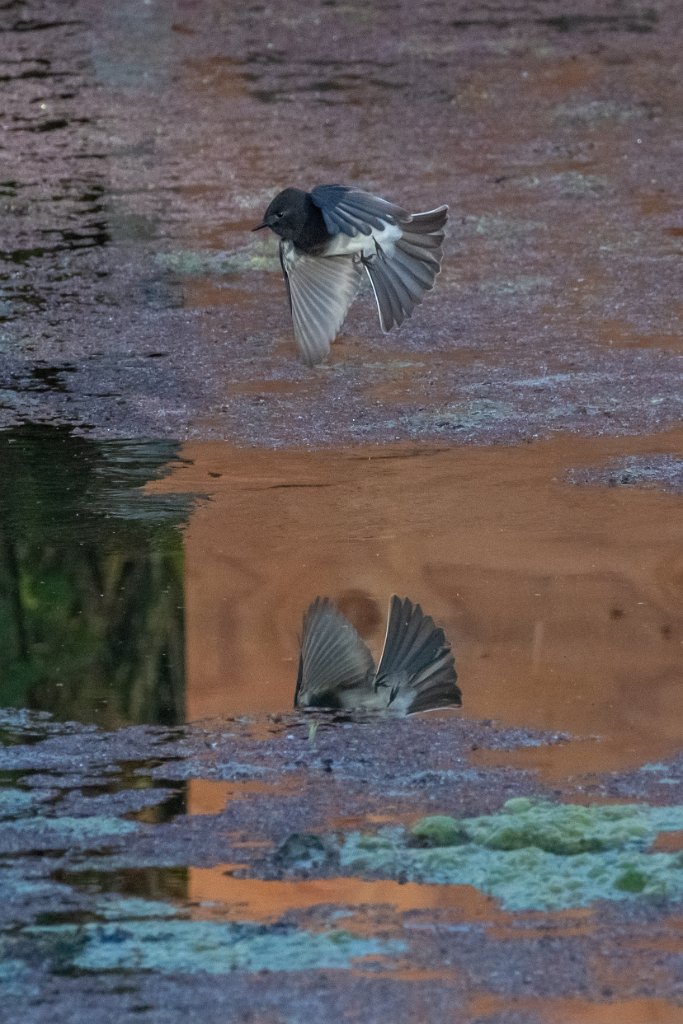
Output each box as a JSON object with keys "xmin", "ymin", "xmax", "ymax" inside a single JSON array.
[
  {"xmin": 294, "ymin": 595, "xmax": 461, "ymax": 713},
  {"xmin": 253, "ymin": 185, "xmax": 448, "ymax": 366}
]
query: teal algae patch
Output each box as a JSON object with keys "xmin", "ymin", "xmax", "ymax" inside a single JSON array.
[
  {"xmin": 0, "ymin": 788, "xmax": 49, "ymax": 819},
  {"xmin": 5, "ymin": 814, "xmax": 137, "ymax": 848},
  {"xmin": 28, "ymin": 895, "xmax": 404, "ymax": 975},
  {"xmin": 553, "ymin": 99, "xmax": 647, "ymax": 123},
  {"xmin": 514, "ymin": 171, "xmax": 607, "ymax": 196},
  {"xmin": 0, "ymin": 864, "xmax": 74, "ymax": 901},
  {"xmin": 339, "ymin": 799, "xmax": 683, "ymax": 911},
  {"xmin": 477, "ymin": 274, "xmax": 552, "ymax": 297},
  {"xmin": 0, "ymin": 953, "xmax": 39, "ymax": 998},
  {"xmin": 410, "ymin": 399, "xmax": 517, "ymax": 431},
  {"xmin": 463, "ymin": 213, "xmax": 546, "ymax": 241},
  {"xmin": 96, "ymin": 896, "xmax": 178, "ymax": 920}
]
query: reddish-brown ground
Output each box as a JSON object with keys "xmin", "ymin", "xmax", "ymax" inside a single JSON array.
[{"xmin": 1, "ymin": 0, "xmax": 681, "ymax": 447}]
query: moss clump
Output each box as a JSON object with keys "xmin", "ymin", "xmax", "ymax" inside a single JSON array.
[
  {"xmin": 411, "ymin": 816, "xmax": 468, "ymax": 847},
  {"xmin": 461, "ymin": 799, "xmax": 652, "ymax": 855},
  {"xmin": 354, "ymin": 834, "xmax": 394, "ymax": 853},
  {"xmin": 615, "ymin": 868, "xmax": 648, "ymax": 893}
]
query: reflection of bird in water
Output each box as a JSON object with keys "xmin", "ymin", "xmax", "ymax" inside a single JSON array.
[{"xmin": 295, "ymin": 596, "xmax": 461, "ymax": 714}]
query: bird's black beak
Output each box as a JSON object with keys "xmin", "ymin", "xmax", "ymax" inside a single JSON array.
[{"xmin": 252, "ymin": 220, "xmax": 269, "ymax": 232}]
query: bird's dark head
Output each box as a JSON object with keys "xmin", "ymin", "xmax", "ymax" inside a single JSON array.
[{"xmin": 253, "ymin": 188, "xmax": 310, "ymax": 241}]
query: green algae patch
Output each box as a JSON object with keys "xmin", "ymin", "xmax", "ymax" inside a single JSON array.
[
  {"xmin": 411, "ymin": 816, "xmax": 468, "ymax": 847},
  {"xmin": 156, "ymin": 241, "xmax": 279, "ymax": 276},
  {"xmin": 29, "ymin": 898, "xmax": 405, "ymax": 975},
  {"xmin": 614, "ymin": 867, "xmax": 649, "ymax": 893},
  {"xmin": 340, "ymin": 800, "xmax": 683, "ymax": 911}
]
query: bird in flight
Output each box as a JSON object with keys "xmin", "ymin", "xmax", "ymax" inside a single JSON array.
[
  {"xmin": 254, "ymin": 185, "xmax": 448, "ymax": 366},
  {"xmin": 294, "ymin": 595, "xmax": 460, "ymax": 714}
]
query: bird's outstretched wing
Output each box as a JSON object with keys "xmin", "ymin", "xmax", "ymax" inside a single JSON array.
[
  {"xmin": 311, "ymin": 185, "xmax": 408, "ymax": 237},
  {"xmin": 374, "ymin": 596, "xmax": 461, "ymax": 713},
  {"xmin": 279, "ymin": 242, "xmax": 361, "ymax": 366},
  {"xmin": 295, "ymin": 598, "xmax": 376, "ymax": 708}
]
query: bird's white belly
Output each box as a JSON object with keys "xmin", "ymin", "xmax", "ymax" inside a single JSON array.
[{"xmin": 323, "ymin": 221, "xmax": 402, "ymax": 259}]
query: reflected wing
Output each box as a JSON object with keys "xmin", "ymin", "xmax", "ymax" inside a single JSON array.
[
  {"xmin": 311, "ymin": 185, "xmax": 408, "ymax": 238},
  {"xmin": 280, "ymin": 242, "xmax": 361, "ymax": 366},
  {"xmin": 295, "ymin": 598, "xmax": 375, "ymax": 708},
  {"xmin": 375, "ymin": 596, "xmax": 461, "ymax": 714}
]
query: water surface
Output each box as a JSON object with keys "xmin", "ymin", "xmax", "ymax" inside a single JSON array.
[{"xmin": 2, "ymin": 426, "xmax": 680, "ymax": 777}]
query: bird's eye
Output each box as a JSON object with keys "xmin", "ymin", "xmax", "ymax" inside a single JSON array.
[{"xmin": 275, "ymin": 210, "xmax": 285, "ymax": 218}]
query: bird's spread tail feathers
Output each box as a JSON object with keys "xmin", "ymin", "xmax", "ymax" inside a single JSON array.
[
  {"xmin": 375, "ymin": 596, "xmax": 461, "ymax": 714},
  {"xmin": 364, "ymin": 206, "xmax": 448, "ymax": 332}
]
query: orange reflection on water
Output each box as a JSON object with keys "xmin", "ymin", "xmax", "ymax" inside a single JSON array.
[
  {"xmin": 188, "ymin": 868, "xmax": 503, "ymax": 926},
  {"xmin": 149, "ymin": 428, "xmax": 683, "ymax": 777},
  {"xmin": 187, "ymin": 777, "xmax": 302, "ymax": 817}
]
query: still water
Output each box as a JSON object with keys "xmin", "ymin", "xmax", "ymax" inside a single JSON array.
[
  {"xmin": 1, "ymin": 423, "xmax": 680, "ymax": 776},
  {"xmin": 0, "ymin": 425, "xmax": 191, "ymax": 727}
]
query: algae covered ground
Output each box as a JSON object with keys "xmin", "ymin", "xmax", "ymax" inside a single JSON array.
[
  {"xmin": 342, "ymin": 799, "xmax": 683, "ymax": 909},
  {"xmin": 2, "ymin": 709, "xmax": 683, "ymax": 1022}
]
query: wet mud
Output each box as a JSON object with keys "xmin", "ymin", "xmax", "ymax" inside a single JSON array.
[{"xmin": 1, "ymin": 0, "xmax": 683, "ymax": 1021}]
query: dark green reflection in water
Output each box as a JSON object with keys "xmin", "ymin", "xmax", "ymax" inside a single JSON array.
[{"xmin": 0, "ymin": 425, "xmax": 194, "ymax": 727}]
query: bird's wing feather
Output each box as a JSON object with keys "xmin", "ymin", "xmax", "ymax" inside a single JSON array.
[
  {"xmin": 295, "ymin": 598, "xmax": 376, "ymax": 708},
  {"xmin": 280, "ymin": 242, "xmax": 361, "ymax": 366},
  {"xmin": 311, "ymin": 185, "xmax": 408, "ymax": 237}
]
